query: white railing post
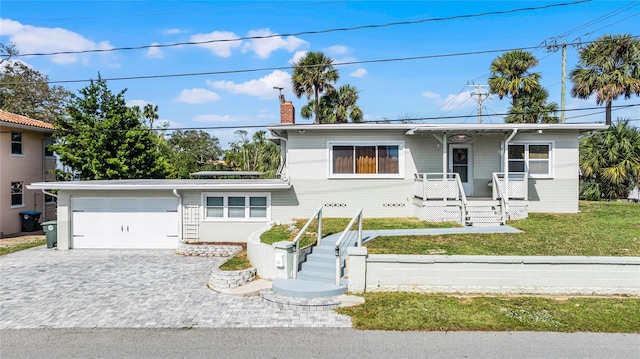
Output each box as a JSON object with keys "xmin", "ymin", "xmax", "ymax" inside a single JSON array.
[
  {"xmin": 334, "ymin": 208, "xmax": 363, "ymax": 285},
  {"xmin": 291, "ymin": 206, "xmax": 323, "ymax": 280}
]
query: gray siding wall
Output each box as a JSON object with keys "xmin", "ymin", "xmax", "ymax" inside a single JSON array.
[{"xmin": 512, "ymin": 131, "xmax": 579, "ymax": 212}]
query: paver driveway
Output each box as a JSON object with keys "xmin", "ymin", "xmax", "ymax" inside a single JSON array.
[{"xmin": 0, "ymin": 246, "xmax": 351, "ymax": 329}]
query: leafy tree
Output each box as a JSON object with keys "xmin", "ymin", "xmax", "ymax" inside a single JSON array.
[
  {"xmin": 488, "ymin": 50, "xmax": 541, "ymax": 108},
  {"xmin": 570, "ymin": 34, "xmax": 640, "ymax": 126},
  {"xmin": 291, "ymin": 51, "xmax": 339, "ymax": 124},
  {"xmin": 166, "ymin": 130, "xmax": 224, "ymax": 178},
  {"xmin": 224, "ymin": 130, "xmax": 280, "ymax": 178},
  {"xmin": 0, "ymin": 44, "xmax": 72, "ymax": 122},
  {"xmin": 506, "ymin": 87, "xmax": 559, "ymax": 124},
  {"xmin": 51, "ymin": 75, "xmax": 171, "ymax": 180},
  {"xmin": 143, "ymin": 103, "xmax": 159, "ymax": 129},
  {"xmin": 301, "ymin": 84, "xmax": 363, "ymax": 123},
  {"xmin": 579, "ymin": 119, "xmax": 640, "ymax": 200}
]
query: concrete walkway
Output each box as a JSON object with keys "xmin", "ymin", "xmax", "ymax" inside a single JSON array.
[{"xmin": 0, "ymin": 247, "xmax": 351, "ymax": 329}]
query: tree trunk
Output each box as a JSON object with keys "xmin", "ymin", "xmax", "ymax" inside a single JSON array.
[
  {"xmin": 606, "ymin": 100, "xmax": 612, "ymax": 126},
  {"xmin": 314, "ymin": 87, "xmax": 320, "ymax": 124}
]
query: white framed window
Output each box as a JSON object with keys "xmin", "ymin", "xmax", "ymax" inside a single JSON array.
[
  {"xmin": 328, "ymin": 141, "xmax": 404, "ymax": 178},
  {"xmin": 11, "ymin": 181, "xmax": 24, "ymax": 207},
  {"xmin": 202, "ymin": 192, "xmax": 270, "ymax": 221},
  {"xmin": 11, "ymin": 132, "xmax": 22, "ymax": 155},
  {"xmin": 508, "ymin": 142, "xmax": 553, "ymax": 178}
]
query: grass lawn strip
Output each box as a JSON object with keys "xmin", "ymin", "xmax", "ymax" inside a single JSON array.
[
  {"xmin": 336, "ymin": 292, "xmax": 640, "ymax": 333},
  {"xmin": 219, "ymin": 249, "xmax": 252, "ymax": 271},
  {"xmin": 261, "ymin": 217, "xmax": 459, "ymax": 247},
  {"xmin": 0, "ymin": 238, "xmax": 46, "ymax": 256},
  {"xmin": 365, "ymin": 201, "xmax": 640, "ymax": 256}
]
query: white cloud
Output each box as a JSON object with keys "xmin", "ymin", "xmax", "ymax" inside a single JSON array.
[
  {"xmin": 325, "ymin": 45, "xmax": 349, "ymax": 55},
  {"xmin": 146, "ymin": 42, "xmax": 163, "ymax": 59},
  {"xmin": 193, "ymin": 114, "xmax": 241, "ymax": 123},
  {"xmin": 242, "ymin": 28, "xmax": 307, "ymax": 59},
  {"xmin": 441, "ymin": 91, "xmax": 475, "ymax": 109},
  {"xmin": 208, "ymin": 70, "xmax": 291, "ymax": 99},
  {"xmin": 162, "ymin": 28, "xmax": 182, "ymax": 35},
  {"xmin": 422, "ymin": 91, "xmax": 440, "ymax": 100},
  {"xmin": 174, "ymin": 88, "xmax": 221, "ymax": 104},
  {"xmin": 0, "ymin": 18, "xmax": 114, "ymax": 65},
  {"xmin": 190, "ymin": 31, "xmax": 242, "ymax": 57},
  {"xmin": 289, "ymin": 50, "xmax": 308, "ymax": 64},
  {"xmin": 350, "ymin": 68, "xmax": 368, "ymax": 78}
]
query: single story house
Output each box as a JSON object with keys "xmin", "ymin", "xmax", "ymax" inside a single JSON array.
[{"xmin": 28, "ymin": 102, "xmax": 606, "ymax": 249}]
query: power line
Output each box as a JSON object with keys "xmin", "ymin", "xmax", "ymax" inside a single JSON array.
[
  {"xmin": 7, "ymin": 37, "xmax": 638, "ymax": 86},
  {"xmin": 3, "ymin": 103, "xmax": 630, "ymax": 134},
  {"xmin": 9, "ymin": 0, "xmax": 592, "ymax": 58}
]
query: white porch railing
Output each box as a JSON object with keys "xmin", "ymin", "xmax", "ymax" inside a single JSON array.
[
  {"xmin": 491, "ymin": 173, "xmax": 507, "ymax": 225},
  {"xmin": 414, "ymin": 173, "xmax": 467, "ymax": 225},
  {"xmin": 334, "ymin": 208, "xmax": 363, "ymax": 285},
  {"xmin": 492, "ymin": 172, "xmax": 528, "ymax": 200},
  {"xmin": 291, "ymin": 206, "xmax": 323, "ymax": 279}
]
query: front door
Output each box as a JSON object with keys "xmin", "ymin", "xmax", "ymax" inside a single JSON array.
[{"xmin": 449, "ymin": 145, "xmax": 473, "ymax": 196}]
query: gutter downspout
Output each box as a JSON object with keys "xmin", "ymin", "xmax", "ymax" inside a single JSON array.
[
  {"xmin": 172, "ymin": 189, "xmax": 183, "ymax": 242},
  {"xmin": 503, "ymin": 129, "xmax": 518, "ymax": 215},
  {"xmin": 270, "ymin": 135, "xmax": 288, "ymax": 180}
]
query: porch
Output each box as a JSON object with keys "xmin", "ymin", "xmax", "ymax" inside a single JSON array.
[{"xmin": 413, "ymin": 172, "xmax": 529, "ymax": 226}]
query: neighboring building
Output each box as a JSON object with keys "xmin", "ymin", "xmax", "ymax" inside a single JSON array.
[
  {"xmin": 0, "ymin": 110, "xmax": 56, "ymax": 237},
  {"xmin": 28, "ymin": 102, "xmax": 606, "ymax": 249}
]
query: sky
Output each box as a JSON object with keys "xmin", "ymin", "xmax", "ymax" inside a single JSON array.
[{"xmin": 1, "ymin": 0, "xmax": 639, "ymax": 148}]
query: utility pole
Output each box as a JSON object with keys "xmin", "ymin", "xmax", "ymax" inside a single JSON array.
[
  {"xmin": 468, "ymin": 84, "xmax": 489, "ymax": 123},
  {"xmin": 547, "ymin": 38, "xmax": 579, "ymax": 124}
]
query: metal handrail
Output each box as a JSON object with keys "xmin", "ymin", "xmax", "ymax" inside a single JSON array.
[
  {"xmin": 453, "ymin": 173, "xmax": 468, "ymax": 226},
  {"xmin": 291, "ymin": 206, "xmax": 323, "ymax": 279},
  {"xmin": 334, "ymin": 208, "xmax": 363, "ymax": 285},
  {"xmin": 492, "ymin": 173, "xmax": 507, "ymax": 225}
]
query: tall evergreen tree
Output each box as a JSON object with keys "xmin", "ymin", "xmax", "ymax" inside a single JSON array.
[
  {"xmin": 51, "ymin": 75, "xmax": 171, "ymax": 180},
  {"xmin": 300, "ymin": 84, "xmax": 363, "ymax": 123},
  {"xmin": 291, "ymin": 51, "xmax": 339, "ymax": 124},
  {"xmin": 570, "ymin": 34, "xmax": 640, "ymax": 126}
]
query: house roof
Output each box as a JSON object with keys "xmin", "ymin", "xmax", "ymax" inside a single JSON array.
[
  {"xmin": 0, "ymin": 110, "xmax": 55, "ymax": 131},
  {"xmin": 268, "ymin": 122, "xmax": 608, "ymax": 134},
  {"xmin": 27, "ymin": 178, "xmax": 292, "ymax": 191}
]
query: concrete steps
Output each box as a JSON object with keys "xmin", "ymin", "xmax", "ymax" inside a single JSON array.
[{"xmin": 465, "ymin": 201, "xmax": 504, "ymax": 227}]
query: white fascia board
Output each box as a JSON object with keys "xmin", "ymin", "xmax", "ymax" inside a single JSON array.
[
  {"xmin": 268, "ymin": 123, "xmax": 609, "ymax": 133},
  {"xmin": 26, "ymin": 181, "xmax": 292, "ymax": 191}
]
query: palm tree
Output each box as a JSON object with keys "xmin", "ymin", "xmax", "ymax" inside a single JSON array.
[
  {"xmin": 143, "ymin": 103, "xmax": 159, "ymax": 129},
  {"xmin": 488, "ymin": 50, "xmax": 541, "ymax": 107},
  {"xmin": 580, "ymin": 119, "xmax": 640, "ymax": 200},
  {"xmin": 570, "ymin": 34, "xmax": 640, "ymax": 126},
  {"xmin": 291, "ymin": 51, "xmax": 339, "ymax": 124},
  {"xmin": 300, "ymin": 84, "xmax": 363, "ymax": 123},
  {"xmin": 506, "ymin": 87, "xmax": 559, "ymax": 124}
]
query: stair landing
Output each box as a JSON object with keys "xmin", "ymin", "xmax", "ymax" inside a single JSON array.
[{"xmin": 271, "ymin": 278, "xmax": 347, "ymax": 298}]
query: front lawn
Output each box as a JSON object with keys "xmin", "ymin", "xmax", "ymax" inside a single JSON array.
[
  {"xmin": 0, "ymin": 238, "xmax": 45, "ymax": 256},
  {"xmin": 365, "ymin": 201, "xmax": 640, "ymax": 256},
  {"xmin": 337, "ymin": 292, "xmax": 640, "ymax": 333},
  {"xmin": 261, "ymin": 217, "xmax": 459, "ymax": 247}
]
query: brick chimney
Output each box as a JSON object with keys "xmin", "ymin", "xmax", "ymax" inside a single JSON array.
[{"xmin": 280, "ymin": 101, "xmax": 295, "ymax": 124}]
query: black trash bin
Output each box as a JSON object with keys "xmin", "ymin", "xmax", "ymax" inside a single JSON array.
[
  {"xmin": 19, "ymin": 211, "xmax": 41, "ymax": 232},
  {"xmin": 41, "ymin": 221, "xmax": 57, "ymax": 248}
]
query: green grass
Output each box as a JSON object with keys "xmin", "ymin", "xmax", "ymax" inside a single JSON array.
[
  {"xmin": 365, "ymin": 201, "xmax": 640, "ymax": 256},
  {"xmin": 219, "ymin": 249, "xmax": 253, "ymax": 271},
  {"xmin": 337, "ymin": 293, "xmax": 640, "ymax": 332},
  {"xmin": 260, "ymin": 217, "xmax": 459, "ymax": 247},
  {"xmin": 0, "ymin": 238, "xmax": 46, "ymax": 256}
]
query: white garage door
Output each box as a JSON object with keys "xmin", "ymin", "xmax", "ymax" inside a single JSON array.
[{"xmin": 72, "ymin": 197, "xmax": 179, "ymax": 249}]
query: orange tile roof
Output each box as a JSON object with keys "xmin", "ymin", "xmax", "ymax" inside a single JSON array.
[{"xmin": 0, "ymin": 110, "xmax": 55, "ymax": 130}]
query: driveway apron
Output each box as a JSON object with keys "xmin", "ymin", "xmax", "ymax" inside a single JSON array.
[{"xmin": 0, "ymin": 247, "xmax": 351, "ymax": 329}]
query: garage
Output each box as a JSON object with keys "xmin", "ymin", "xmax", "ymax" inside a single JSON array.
[{"xmin": 71, "ymin": 197, "xmax": 179, "ymax": 249}]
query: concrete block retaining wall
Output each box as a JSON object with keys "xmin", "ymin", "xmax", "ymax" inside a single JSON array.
[
  {"xmin": 176, "ymin": 242, "xmax": 242, "ymax": 257},
  {"xmin": 208, "ymin": 266, "xmax": 257, "ymax": 291},
  {"xmin": 347, "ymin": 248, "xmax": 640, "ymax": 296}
]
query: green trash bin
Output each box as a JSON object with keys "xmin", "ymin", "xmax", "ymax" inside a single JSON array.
[{"xmin": 41, "ymin": 221, "xmax": 57, "ymax": 248}]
